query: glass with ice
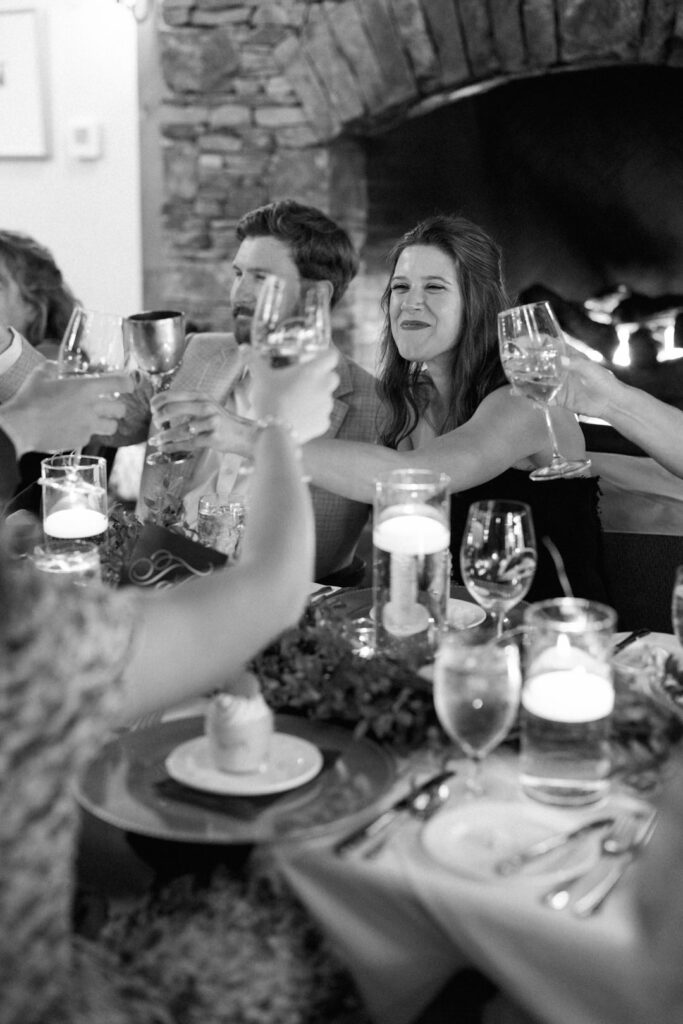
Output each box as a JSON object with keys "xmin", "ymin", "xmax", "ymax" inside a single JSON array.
[
  {"xmin": 372, "ymin": 468, "xmax": 451, "ymax": 662},
  {"xmin": 520, "ymin": 598, "xmax": 617, "ymax": 805}
]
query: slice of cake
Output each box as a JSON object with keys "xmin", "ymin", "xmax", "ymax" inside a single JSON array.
[{"xmin": 205, "ymin": 673, "xmax": 274, "ymax": 773}]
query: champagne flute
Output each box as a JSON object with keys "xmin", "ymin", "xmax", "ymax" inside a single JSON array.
[
  {"xmin": 498, "ymin": 301, "xmax": 591, "ymax": 480},
  {"xmin": 460, "ymin": 500, "xmax": 537, "ymax": 636},
  {"xmin": 57, "ymin": 306, "xmax": 128, "ymax": 379},
  {"xmin": 433, "ymin": 627, "xmax": 521, "ymax": 796}
]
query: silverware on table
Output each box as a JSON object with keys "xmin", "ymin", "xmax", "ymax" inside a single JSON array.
[
  {"xmin": 570, "ymin": 810, "xmax": 658, "ymax": 917},
  {"xmin": 540, "ymin": 810, "xmax": 656, "ymax": 913},
  {"xmin": 494, "ymin": 816, "xmax": 615, "ymax": 877},
  {"xmin": 334, "ymin": 769, "xmax": 455, "ymax": 858}
]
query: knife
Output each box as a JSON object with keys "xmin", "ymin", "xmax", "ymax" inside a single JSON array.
[
  {"xmin": 334, "ymin": 769, "xmax": 455, "ymax": 858},
  {"xmin": 494, "ymin": 816, "xmax": 615, "ymax": 876}
]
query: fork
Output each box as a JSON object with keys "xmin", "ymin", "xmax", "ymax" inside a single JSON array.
[
  {"xmin": 540, "ymin": 812, "xmax": 648, "ymax": 911},
  {"xmin": 571, "ymin": 810, "xmax": 657, "ymax": 917}
]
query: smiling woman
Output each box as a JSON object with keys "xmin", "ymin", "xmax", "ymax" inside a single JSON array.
[{"xmin": 302, "ymin": 215, "xmax": 608, "ymax": 603}]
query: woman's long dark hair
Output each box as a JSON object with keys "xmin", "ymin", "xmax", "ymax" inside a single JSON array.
[{"xmin": 377, "ymin": 215, "xmax": 510, "ymax": 448}]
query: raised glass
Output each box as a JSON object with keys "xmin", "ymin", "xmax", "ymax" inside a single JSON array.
[
  {"xmin": 498, "ymin": 301, "xmax": 591, "ymax": 480},
  {"xmin": 251, "ymin": 275, "xmax": 331, "ymax": 366},
  {"xmin": 57, "ymin": 306, "xmax": 127, "ymax": 379}
]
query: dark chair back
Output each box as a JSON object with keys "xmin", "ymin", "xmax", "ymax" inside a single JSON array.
[{"xmin": 602, "ymin": 531, "xmax": 683, "ymax": 632}]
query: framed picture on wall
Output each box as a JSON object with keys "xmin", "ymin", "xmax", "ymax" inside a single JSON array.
[{"xmin": 0, "ymin": 8, "xmax": 49, "ymax": 158}]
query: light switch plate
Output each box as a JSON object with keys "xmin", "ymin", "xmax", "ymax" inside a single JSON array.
[{"xmin": 67, "ymin": 118, "xmax": 102, "ymax": 160}]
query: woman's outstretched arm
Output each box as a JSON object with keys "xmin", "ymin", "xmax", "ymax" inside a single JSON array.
[{"xmin": 301, "ymin": 387, "xmax": 582, "ymax": 503}]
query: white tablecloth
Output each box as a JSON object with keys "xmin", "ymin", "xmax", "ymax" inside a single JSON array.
[{"xmin": 273, "ymin": 633, "xmax": 682, "ymax": 1024}]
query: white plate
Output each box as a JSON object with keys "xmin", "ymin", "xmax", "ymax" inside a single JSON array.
[
  {"xmin": 165, "ymin": 732, "xmax": 323, "ymax": 797},
  {"xmin": 421, "ymin": 800, "xmax": 599, "ymax": 883},
  {"xmin": 369, "ymin": 598, "xmax": 485, "ymax": 628}
]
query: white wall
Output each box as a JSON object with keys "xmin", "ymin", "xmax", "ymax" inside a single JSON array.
[{"xmin": 0, "ymin": 0, "xmax": 142, "ymax": 317}]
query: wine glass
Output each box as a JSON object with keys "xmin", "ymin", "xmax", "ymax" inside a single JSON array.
[
  {"xmin": 124, "ymin": 310, "xmax": 188, "ymax": 467},
  {"xmin": 57, "ymin": 306, "xmax": 128, "ymax": 379},
  {"xmin": 498, "ymin": 301, "xmax": 591, "ymax": 480},
  {"xmin": 251, "ymin": 275, "xmax": 331, "ymax": 366},
  {"xmin": 460, "ymin": 499, "xmax": 537, "ymax": 636},
  {"xmin": 123, "ymin": 310, "xmax": 187, "ymax": 393},
  {"xmin": 433, "ymin": 627, "xmax": 522, "ymax": 797}
]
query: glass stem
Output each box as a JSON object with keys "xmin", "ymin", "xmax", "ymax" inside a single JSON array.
[
  {"xmin": 466, "ymin": 754, "xmax": 485, "ymax": 797},
  {"xmin": 541, "ymin": 404, "xmax": 564, "ymax": 466}
]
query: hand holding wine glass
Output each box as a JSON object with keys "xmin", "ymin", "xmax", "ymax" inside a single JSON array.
[
  {"xmin": 460, "ymin": 499, "xmax": 537, "ymax": 636},
  {"xmin": 433, "ymin": 627, "xmax": 522, "ymax": 797},
  {"xmin": 498, "ymin": 301, "xmax": 591, "ymax": 480}
]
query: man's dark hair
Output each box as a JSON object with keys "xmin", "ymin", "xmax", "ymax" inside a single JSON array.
[{"xmin": 235, "ymin": 200, "xmax": 359, "ymax": 308}]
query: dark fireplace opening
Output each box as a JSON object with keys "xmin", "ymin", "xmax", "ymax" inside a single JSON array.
[{"xmin": 359, "ymin": 64, "xmax": 683, "ymax": 401}]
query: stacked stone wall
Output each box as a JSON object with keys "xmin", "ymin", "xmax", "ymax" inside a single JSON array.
[{"xmin": 156, "ymin": 0, "xmax": 683, "ymax": 336}]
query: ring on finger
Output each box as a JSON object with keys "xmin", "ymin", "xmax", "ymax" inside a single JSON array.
[{"xmin": 188, "ymin": 421, "xmax": 197, "ymax": 437}]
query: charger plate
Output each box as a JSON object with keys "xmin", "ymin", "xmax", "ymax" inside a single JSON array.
[{"xmin": 75, "ymin": 714, "xmax": 395, "ymax": 844}]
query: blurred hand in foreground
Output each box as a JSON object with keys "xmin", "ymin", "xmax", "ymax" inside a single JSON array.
[
  {"xmin": 150, "ymin": 347, "xmax": 339, "ymax": 456},
  {"xmin": 0, "ymin": 363, "xmax": 131, "ymax": 456}
]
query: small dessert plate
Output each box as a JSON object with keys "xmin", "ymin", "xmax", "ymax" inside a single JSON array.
[{"xmin": 165, "ymin": 733, "xmax": 323, "ymax": 797}]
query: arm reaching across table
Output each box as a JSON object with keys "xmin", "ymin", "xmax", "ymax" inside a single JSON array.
[
  {"xmin": 0, "ymin": 361, "xmax": 130, "ymax": 457},
  {"xmin": 555, "ymin": 351, "xmax": 683, "ymax": 480},
  {"xmin": 148, "ymin": 347, "xmax": 340, "ymax": 457}
]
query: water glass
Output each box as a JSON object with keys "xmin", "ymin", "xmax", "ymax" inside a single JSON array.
[
  {"xmin": 40, "ymin": 454, "xmax": 108, "ymax": 543},
  {"xmin": 520, "ymin": 598, "xmax": 617, "ymax": 805},
  {"xmin": 433, "ymin": 625, "xmax": 521, "ymax": 796},
  {"xmin": 32, "ymin": 540, "xmax": 101, "ymax": 586},
  {"xmin": 197, "ymin": 493, "xmax": 246, "ymax": 560},
  {"xmin": 373, "ymin": 468, "xmax": 451, "ymax": 663}
]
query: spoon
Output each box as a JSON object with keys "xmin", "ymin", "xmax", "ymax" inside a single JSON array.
[{"xmin": 362, "ymin": 776, "xmax": 452, "ymax": 860}]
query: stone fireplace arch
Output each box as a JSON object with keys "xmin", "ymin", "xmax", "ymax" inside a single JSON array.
[{"xmin": 156, "ymin": 0, "xmax": 683, "ymax": 356}]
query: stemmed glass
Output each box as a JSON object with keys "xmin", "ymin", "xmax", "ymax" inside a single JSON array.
[
  {"xmin": 124, "ymin": 310, "xmax": 187, "ymax": 467},
  {"xmin": 498, "ymin": 301, "xmax": 591, "ymax": 480},
  {"xmin": 251, "ymin": 274, "xmax": 331, "ymax": 366},
  {"xmin": 460, "ymin": 500, "xmax": 537, "ymax": 636},
  {"xmin": 433, "ymin": 627, "xmax": 522, "ymax": 797},
  {"xmin": 57, "ymin": 306, "xmax": 128, "ymax": 379}
]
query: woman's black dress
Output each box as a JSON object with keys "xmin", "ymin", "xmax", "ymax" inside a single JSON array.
[{"xmin": 449, "ymin": 468, "xmax": 608, "ymax": 604}]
